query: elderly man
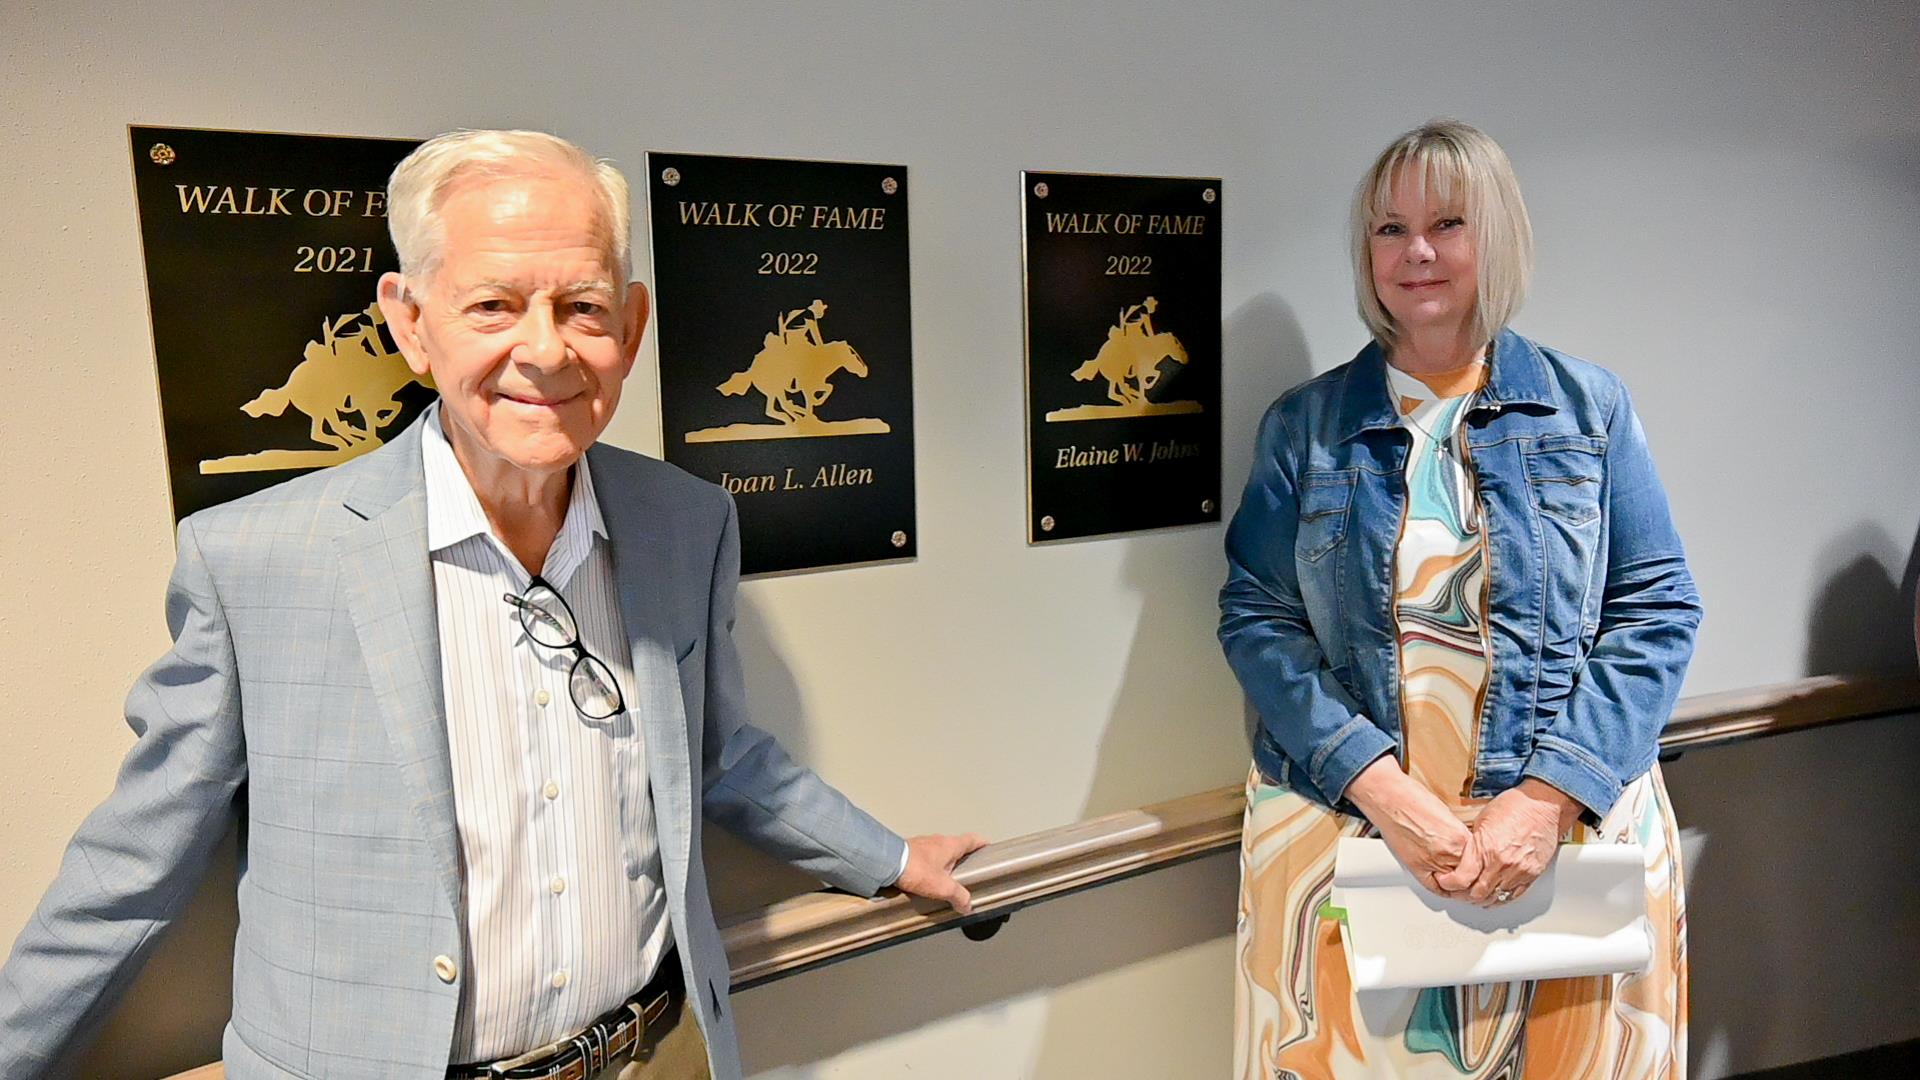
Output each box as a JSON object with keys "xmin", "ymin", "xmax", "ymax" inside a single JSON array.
[{"xmin": 0, "ymin": 130, "xmax": 983, "ymax": 1080}]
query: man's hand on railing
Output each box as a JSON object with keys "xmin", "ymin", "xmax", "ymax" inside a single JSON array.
[{"xmin": 896, "ymin": 833, "xmax": 991, "ymax": 914}]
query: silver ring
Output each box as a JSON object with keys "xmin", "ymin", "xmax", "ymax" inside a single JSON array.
[{"xmin": 1494, "ymin": 888, "xmax": 1513, "ymax": 902}]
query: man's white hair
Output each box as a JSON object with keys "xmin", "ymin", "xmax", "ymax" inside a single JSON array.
[{"xmin": 386, "ymin": 129, "xmax": 632, "ymax": 292}]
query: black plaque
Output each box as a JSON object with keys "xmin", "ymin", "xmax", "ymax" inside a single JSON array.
[
  {"xmin": 131, "ymin": 126, "xmax": 427, "ymax": 521},
  {"xmin": 1022, "ymin": 171, "xmax": 1221, "ymax": 543},
  {"xmin": 648, "ymin": 152, "xmax": 915, "ymax": 576}
]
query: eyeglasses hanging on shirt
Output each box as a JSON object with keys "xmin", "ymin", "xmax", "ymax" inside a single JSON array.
[{"xmin": 502, "ymin": 577, "xmax": 627, "ymax": 719}]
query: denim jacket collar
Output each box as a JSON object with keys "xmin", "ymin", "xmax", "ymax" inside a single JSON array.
[{"xmin": 1335, "ymin": 327, "xmax": 1559, "ymax": 442}]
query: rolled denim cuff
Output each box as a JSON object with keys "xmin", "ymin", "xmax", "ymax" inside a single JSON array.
[
  {"xmin": 1309, "ymin": 716, "xmax": 1398, "ymax": 806},
  {"xmin": 1522, "ymin": 734, "xmax": 1624, "ymax": 820}
]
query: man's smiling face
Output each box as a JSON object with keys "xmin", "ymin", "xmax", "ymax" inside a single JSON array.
[{"xmin": 385, "ymin": 169, "xmax": 647, "ymax": 487}]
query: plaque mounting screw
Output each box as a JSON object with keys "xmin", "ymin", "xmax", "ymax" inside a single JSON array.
[
  {"xmin": 661, "ymin": 167, "xmax": 681, "ymax": 187},
  {"xmin": 149, "ymin": 143, "xmax": 177, "ymax": 166},
  {"xmin": 1032, "ymin": 182, "xmax": 1049, "ymax": 199},
  {"xmin": 881, "ymin": 177, "xmax": 899, "ymax": 195},
  {"xmin": 1202, "ymin": 499, "xmax": 1216, "ymax": 514},
  {"xmin": 1202, "ymin": 187, "xmax": 1216, "ymax": 204},
  {"xmin": 1039, "ymin": 515, "xmax": 1055, "ymax": 533},
  {"xmin": 890, "ymin": 530, "xmax": 908, "ymax": 549}
]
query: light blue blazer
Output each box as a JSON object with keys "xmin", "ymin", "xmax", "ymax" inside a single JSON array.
[{"xmin": 0, "ymin": 417, "xmax": 907, "ymax": 1079}]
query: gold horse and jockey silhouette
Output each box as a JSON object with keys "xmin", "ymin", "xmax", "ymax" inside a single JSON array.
[
  {"xmin": 1045, "ymin": 296, "xmax": 1203, "ymax": 422},
  {"xmin": 686, "ymin": 299, "xmax": 890, "ymax": 443},
  {"xmin": 199, "ymin": 303, "xmax": 434, "ymax": 475}
]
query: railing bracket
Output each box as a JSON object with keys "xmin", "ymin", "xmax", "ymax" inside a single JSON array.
[{"xmin": 961, "ymin": 914, "xmax": 1010, "ymax": 942}]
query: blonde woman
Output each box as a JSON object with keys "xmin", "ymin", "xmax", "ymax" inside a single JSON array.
[{"xmin": 1219, "ymin": 120, "xmax": 1699, "ymax": 1078}]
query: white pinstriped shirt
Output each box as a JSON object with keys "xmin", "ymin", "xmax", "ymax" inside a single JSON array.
[{"xmin": 421, "ymin": 406, "xmax": 671, "ymax": 1062}]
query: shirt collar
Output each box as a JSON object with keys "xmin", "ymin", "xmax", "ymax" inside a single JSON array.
[
  {"xmin": 1336, "ymin": 327, "xmax": 1557, "ymax": 442},
  {"xmin": 1384, "ymin": 357, "xmax": 1487, "ymax": 403},
  {"xmin": 422, "ymin": 403, "xmax": 608, "ymax": 580}
]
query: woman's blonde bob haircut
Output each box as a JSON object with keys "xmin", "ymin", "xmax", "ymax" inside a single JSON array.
[
  {"xmin": 1351, "ymin": 119, "xmax": 1533, "ymax": 350},
  {"xmin": 386, "ymin": 129, "xmax": 632, "ymax": 293}
]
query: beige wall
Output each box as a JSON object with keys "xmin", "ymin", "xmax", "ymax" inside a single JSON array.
[{"xmin": 4, "ymin": 1, "xmax": 1918, "ymax": 1077}]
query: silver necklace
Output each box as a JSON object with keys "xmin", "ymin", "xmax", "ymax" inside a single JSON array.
[
  {"xmin": 1392, "ymin": 376, "xmax": 1470, "ymax": 454},
  {"xmin": 1387, "ymin": 347, "xmax": 1489, "ymax": 451}
]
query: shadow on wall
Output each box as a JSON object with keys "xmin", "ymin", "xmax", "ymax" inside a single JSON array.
[
  {"xmin": 1802, "ymin": 521, "xmax": 1920, "ymax": 678},
  {"xmin": 1028, "ymin": 293, "xmax": 1315, "ymax": 1076},
  {"xmin": 733, "ymin": 293, "xmax": 1318, "ymax": 1076},
  {"xmin": 718, "ymin": 567, "xmax": 1252, "ymax": 1075},
  {"xmin": 75, "ymin": 831, "xmax": 238, "ymax": 1078},
  {"xmin": 1672, "ymin": 514, "xmax": 1920, "ymax": 1077},
  {"xmin": 1849, "ymin": 133, "xmax": 1920, "ymax": 203},
  {"xmin": 705, "ymin": 595, "xmax": 830, "ymax": 918},
  {"xmin": 1075, "ymin": 291, "xmax": 1315, "ymax": 822}
]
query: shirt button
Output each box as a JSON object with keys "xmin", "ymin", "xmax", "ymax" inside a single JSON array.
[
  {"xmin": 535, "ymin": 689, "xmax": 551, "ymax": 707},
  {"xmin": 543, "ymin": 780, "xmax": 560, "ymax": 800},
  {"xmin": 433, "ymin": 955, "xmax": 458, "ymax": 984},
  {"xmin": 549, "ymin": 875, "xmax": 566, "ymax": 895},
  {"xmin": 625, "ymin": 858, "xmax": 641, "ymax": 880},
  {"xmin": 551, "ymin": 970, "xmax": 569, "ymax": 990}
]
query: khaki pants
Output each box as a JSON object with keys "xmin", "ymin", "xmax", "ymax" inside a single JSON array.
[{"xmin": 603, "ymin": 993, "xmax": 710, "ymax": 1080}]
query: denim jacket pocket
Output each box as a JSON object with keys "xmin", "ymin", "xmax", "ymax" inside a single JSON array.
[
  {"xmin": 1294, "ymin": 470, "xmax": 1355, "ymax": 563},
  {"xmin": 1524, "ymin": 437, "xmax": 1604, "ymax": 527}
]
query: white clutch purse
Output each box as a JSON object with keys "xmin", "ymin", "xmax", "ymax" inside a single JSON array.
[{"xmin": 1329, "ymin": 837, "xmax": 1652, "ymax": 991}]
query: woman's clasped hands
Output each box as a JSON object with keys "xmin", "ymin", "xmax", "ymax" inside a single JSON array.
[{"xmin": 1347, "ymin": 759, "xmax": 1582, "ymax": 906}]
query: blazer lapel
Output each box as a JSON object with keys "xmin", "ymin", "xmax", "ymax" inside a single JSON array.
[
  {"xmin": 336, "ymin": 421, "xmax": 464, "ymax": 916},
  {"xmin": 590, "ymin": 446, "xmax": 695, "ymax": 883}
]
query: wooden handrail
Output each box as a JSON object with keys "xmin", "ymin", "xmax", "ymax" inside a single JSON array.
[
  {"xmin": 1657, "ymin": 673, "xmax": 1920, "ymax": 752},
  {"xmin": 161, "ymin": 672, "xmax": 1918, "ymax": 1078},
  {"xmin": 719, "ymin": 672, "xmax": 1920, "ymax": 987},
  {"xmin": 724, "ymin": 784, "xmax": 1243, "ymax": 987}
]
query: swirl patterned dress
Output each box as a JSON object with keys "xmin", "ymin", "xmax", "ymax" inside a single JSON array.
[{"xmin": 1232, "ymin": 360, "xmax": 1688, "ymax": 1079}]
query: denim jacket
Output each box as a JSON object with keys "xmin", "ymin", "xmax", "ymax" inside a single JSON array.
[{"xmin": 1219, "ymin": 329, "xmax": 1702, "ymax": 819}]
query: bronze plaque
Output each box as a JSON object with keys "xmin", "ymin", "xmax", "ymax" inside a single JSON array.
[
  {"xmin": 1022, "ymin": 171, "xmax": 1221, "ymax": 543},
  {"xmin": 130, "ymin": 125, "xmax": 427, "ymax": 521},
  {"xmin": 647, "ymin": 152, "xmax": 916, "ymax": 576}
]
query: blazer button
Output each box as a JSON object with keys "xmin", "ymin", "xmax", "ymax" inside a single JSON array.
[{"xmin": 433, "ymin": 955, "xmax": 458, "ymax": 984}]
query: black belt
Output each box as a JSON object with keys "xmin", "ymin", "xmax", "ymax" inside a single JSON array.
[{"xmin": 449, "ymin": 953, "xmax": 686, "ymax": 1080}]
